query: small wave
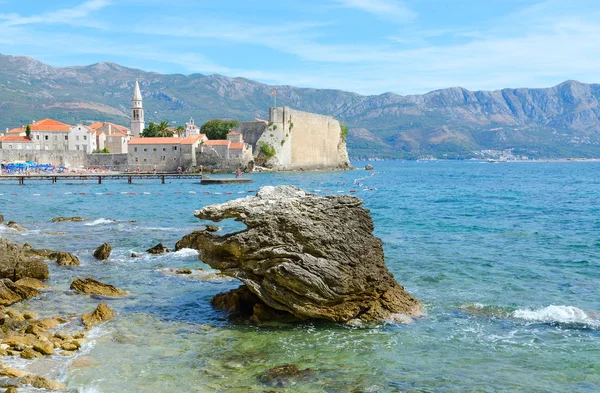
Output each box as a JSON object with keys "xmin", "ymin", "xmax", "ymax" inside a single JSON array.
[
  {"xmin": 173, "ymin": 248, "xmax": 199, "ymax": 257},
  {"xmin": 84, "ymin": 218, "xmax": 115, "ymax": 226},
  {"xmin": 512, "ymin": 305, "xmax": 600, "ymax": 328}
]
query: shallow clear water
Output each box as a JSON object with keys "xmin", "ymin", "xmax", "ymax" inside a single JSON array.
[{"xmin": 1, "ymin": 161, "xmax": 599, "ymax": 392}]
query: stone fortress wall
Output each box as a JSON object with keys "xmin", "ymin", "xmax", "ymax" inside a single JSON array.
[
  {"xmin": 253, "ymin": 107, "xmax": 350, "ymax": 170},
  {"xmin": 0, "ymin": 150, "xmax": 129, "ymax": 171}
]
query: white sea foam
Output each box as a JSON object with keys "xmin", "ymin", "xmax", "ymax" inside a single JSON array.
[
  {"xmin": 512, "ymin": 305, "xmax": 600, "ymax": 327},
  {"xmin": 84, "ymin": 218, "xmax": 115, "ymax": 226},
  {"xmin": 173, "ymin": 248, "xmax": 199, "ymax": 257}
]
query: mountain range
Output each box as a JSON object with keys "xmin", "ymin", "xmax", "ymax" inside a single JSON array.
[{"xmin": 1, "ymin": 53, "xmax": 600, "ymax": 159}]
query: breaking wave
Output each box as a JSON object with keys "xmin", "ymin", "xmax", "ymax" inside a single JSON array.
[
  {"xmin": 84, "ymin": 218, "xmax": 115, "ymax": 226},
  {"xmin": 512, "ymin": 305, "xmax": 600, "ymax": 328}
]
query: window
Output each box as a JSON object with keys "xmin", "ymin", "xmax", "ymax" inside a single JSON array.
[
  {"xmin": 173, "ymin": 146, "xmax": 177, "ymax": 151},
  {"xmin": 44, "ymin": 135, "xmax": 48, "ymax": 140},
  {"xmin": 153, "ymin": 148, "xmax": 157, "ymax": 152},
  {"xmin": 144, "ymin": 148, "xmax": 147, "ymax": 152},
  {"xmin": 162, "ymin": 148, "xmax": 166, "ymax": 151},
  {"xmin": 76, "ymin": 136, "xmax": 79, "ymax": 141},
  {"xmin": 135, "ymin": 157, "xmax": 139, "ymax": 163},
  {"xmin": 134, "ymin": 147, "xmax": 138, "ymax": 152},
  {"xmin": 161, "ymin": 156, "xmax": 166, "ymax": 161},
  {"xmin": 83, "ymin": 136, "xmax": 87, "ymax": 141},
  {"xmin": 143, "ymin": 159, "xmax": 147, "ymax": 162},
  {"xmin": 65, "ymin": 135, "xmax": 68, "ymax": 140},
  {"xmin": 76, "ymin": 145, "xmax": 79, "ymax": 150}
]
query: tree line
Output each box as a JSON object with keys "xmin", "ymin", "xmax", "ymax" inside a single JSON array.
[{"xmin": 142, "ymin": 119, "xmax": 240, "ymax": 139}]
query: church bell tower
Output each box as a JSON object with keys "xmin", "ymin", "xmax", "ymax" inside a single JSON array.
[{"xmin": 131, "ymin": 79, "xmax": 145, "ymax": 137}]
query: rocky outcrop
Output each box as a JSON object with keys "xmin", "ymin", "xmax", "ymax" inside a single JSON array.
[
  {"xmin": 146, "ymin": 243, "xmax": 170, "ymax": 254},
  {"xmin": 0, "ymin": 240, "xmax": 49, "ymax": 281},
  {"xmin": 0, "ymin": 279, "xmax": 40, "ymax": 306},
  {"xmin": 6, "ymin": 221, "xmax": 25, "ymax": 232},
  {"xmin": 70, "ymin": 278, "xmax": 127, "ymax": 297},
  {"xmin": 81, "ymin": 302, "xmax": 115, "ymax": 328},
  {"xmin": 178, "ymin": 185, "xmax": 420, "ymax": 323},
  {"xmin": 93, "ymin": 243, "xmax": 111, "ymax": 260},
  {"xmin": 54, "ymin": 251, "xmax": 80, "ymax": 266},
  {"xmin": 365, "ymin": 164, "xmax": 374, "ymax": 170}
]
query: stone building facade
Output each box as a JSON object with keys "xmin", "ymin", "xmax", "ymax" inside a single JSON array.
[
  {"xmin": 127, "ymin": 135, "xmax": 207, "ymax": 171},
  {"xmin": 68, "ymin": 125, "xmax": 97, "ymax": 153}
]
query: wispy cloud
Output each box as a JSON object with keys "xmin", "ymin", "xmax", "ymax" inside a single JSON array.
[
  {"xmin": 332, "ymin": 0, "xmax": 416, "ymax": 21},
  {"xmin": 0, "ymin": 0, "xmax": 111, "ymax": 28}
]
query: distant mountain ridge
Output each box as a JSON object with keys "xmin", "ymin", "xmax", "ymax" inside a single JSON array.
[{"xmin": 1, "ymin": 53, "xmax": 600, "ymax": 159}]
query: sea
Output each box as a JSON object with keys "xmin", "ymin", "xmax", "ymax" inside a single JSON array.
[{"xmin": 0, "ymin": 160, "xmax": 598, "ymax": 392}]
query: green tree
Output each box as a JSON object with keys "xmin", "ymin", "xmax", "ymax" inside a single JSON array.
[
  {"xmin": 200, "ymin": 119, "xmax": 240, "ymax": 140},
  {"xmin": 25, "ymin": 124, "xmax": 31, "ymax": 138},
  {"xmin": 176, "ymin": 125, "xmax": 185, "ymax": 137},
  {"xmin": 142, "ymin": 121, "xmax": 173, "ymax": 137},
  {"xmin": 142, "ymin": 122, "xmax": 158, "ymax": 137},
  {"xmin": 340, "ymin": 124, "xmax": 349, "ymax": 142},
  {"xmin": 155, "ymin": 120, "xmax": 173, "ymax": 137}
]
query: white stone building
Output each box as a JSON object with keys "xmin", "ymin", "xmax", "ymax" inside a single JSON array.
[{"xmin": 68, "ymin": 125, "xmax": 97, "ymax": 153}]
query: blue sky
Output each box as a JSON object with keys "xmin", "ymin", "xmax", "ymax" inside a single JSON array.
[{"xmin": 1, "ymin": 0, "xmax": 599, "ymax": 95}]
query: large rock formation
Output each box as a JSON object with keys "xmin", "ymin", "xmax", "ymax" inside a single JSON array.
[
  {"xmin": 70, "ymin": 278, "xmax": 127, "ymax": 297},
  {"xmin": 177, "ymin": 185, "xmax": 420, "ymax": 323},
  {"xmin": 0, "ymin": 240, "xmax": 49, "ymax": 281},
  {"xmin": 0, "ymin": 279, "xmax": 40, "ymax": 306}
]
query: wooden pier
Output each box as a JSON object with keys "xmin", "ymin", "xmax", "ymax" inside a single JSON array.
[{"xmin": 0, "ymin": 173, "xmax": 204, "ymax": 185}]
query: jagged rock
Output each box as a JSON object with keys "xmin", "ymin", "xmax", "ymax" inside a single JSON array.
[
  {"xmin": 14, "ymin": 278, "xmax": 47, "ymax": 290},
  {"xmin": 131, "ymin": 252, "xmax": 140, "ymax": 258},
  {"xmin": 93, "ymin": 243, "xmax": 112, "ymax": 260},
  {"xmin": 175, "ymin": 268, "xmax": 192, "ymax": 275},
  {"xmin": 259, "ymin": 364, "xmax": 316, "ymax": 388},
  {"xmin": 178, "ymin": 185, "xmax": 421, "ymax": 323},
  {"xmin": 50, "ymin": 216, "xmax": 86, "ymax": 222},
  {"xmin": 20, "ymin": 348, "xmax": 43, "ymax": 359},
  {"xmin": 365, "ymin": 164, "xmax": 374, "ymax": 170},
  {"xmin": 0, "ymin": 240, "xmax": 49, "ymax": 281},
  {"xmin": 81, "ymin": 302, "xmax": 115, "ymax": 328},
  {"xmin": 0, "ymin": 366, "xmax": 29, "ymax": 378},
  {"xmin": 54, "ymin": 251, "xmax": 80, "ymax": 266},
  {"xmin": 4, "ymin": 386, "xmax": 18, "ymax": 393},
  {"xmin": 22, "ymin": 242, "xmax": 32, "ymax": 249},
  {"xmin": 32, "ymin": 340, "xmax": 54, "ymax": 355},
  {"xmin": 146, "ymin": 243, "xmax": 170, "ymax": 254},
  {"xmin": 6, "ymin": 222, "xmax": 25, "ymax": 232},
  {"xmin": 70, "ymin": 278, "xmax": 127, "ymax": 297},
  {"xmin": 205, "ymin": 224, "xmax": 219, "ymax": 232},
  {"xmin": 20, "ymin": 374, "xmax": 65, "ymax": 390},
  {"xmin": 0, "ymin": 279, "xmax": 40, "ymax": 306},
  {"xmin": 0, "ymin": 215, "xmax": 3, "ymax": 225}
]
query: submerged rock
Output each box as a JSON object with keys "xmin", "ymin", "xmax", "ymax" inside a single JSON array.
[
  {"xmin": 81, "ymin": 302, "xmax": 115, "ymax": 328},
  {"xmin": 50, "ymin": 216, "xmax": 86, "ymax": 222},
  {"xmin": 0, "ymin": 240, "xmax": 49, "ymax": 281},
  {"xmin": 93, "ymin": 243, "xmax": 112, "ymax": 260},
  {"xmin": 0, "ymin": 279, "xmax": 40, "ymax": 306},
  {"xmin": 147, "ymin": 243, "xmax": 170, "ymax": 254},
  {"xmin": 20, "ymin": 374, "xmax": 65, "ymax": 390},
  {"xmin": 365, "ymin": 164, "xmax": 374, "ymax": 170},
  {"xmin": 70, "ymin": 278, "xmax": 127, "ymax": 297},
  {"xmin": 178, "ymin": 185, "xmax": 421, "ymax": 323},
  {"xmin": 259, "ymin": 364, "xmax": 316, "ymax": 388},
  {"xmin": 6, "ymin": 221, "xmax": 26, "ymax": 232},
  {"xmin": 205, "ymin": 224, "xmax": 219, "ymax": 232}
]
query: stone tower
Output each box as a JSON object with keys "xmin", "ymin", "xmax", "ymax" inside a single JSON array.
[{"xmin": 131, "ymin": 79, "xmax": 145, "ymax": 137}]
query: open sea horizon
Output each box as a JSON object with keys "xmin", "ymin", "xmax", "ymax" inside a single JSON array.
[{"xmin": 0, "ymin": 160, "xmax": 598, "ymax": 392}]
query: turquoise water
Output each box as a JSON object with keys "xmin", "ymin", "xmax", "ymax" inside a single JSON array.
[{"xmin": 1, "ymin": 161, "xmax": 599, "ymax": 392}]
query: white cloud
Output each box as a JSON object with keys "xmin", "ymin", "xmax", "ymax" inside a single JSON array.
[{"xmin": 332, "ymin": 0, "xmax": 416, "ymax": 21}]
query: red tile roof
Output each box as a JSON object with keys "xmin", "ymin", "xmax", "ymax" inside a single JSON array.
[
  {"xmin": 29, "ymin": 118, "xmax": 71, "ymax": 132},
  {"xmin": 180, "ymin": 135, "xmax": 206, "ymax": 145},
  {"xmin": 230, "ymin": 142, "xmax": 244, "ymax": 150},
  {"xmin": 6, "ymin": 127, "xmax": 26, "ymax": 134},
  {"xmin": 0, "ymin": 135, "xmax": 32, "ymax": 143},
  {"xmin": 203, "ymin": 140, "xmax": 230, "ymax": 146}
]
